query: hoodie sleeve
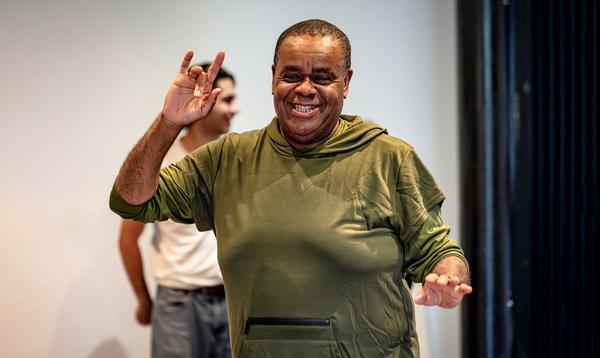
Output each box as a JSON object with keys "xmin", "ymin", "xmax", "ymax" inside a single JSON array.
[
  {"xmin": 391, "ymin": 148, "xmax": 465, "ymax": 282},
  {"xmin": 402, "ymin": 205, "xmax": 467, "ymax": 283},
  {"xmin": 392, "ymin": 148, "xmax": 446, "ymax": 241},
  {"xmin": 109, "ymin": 156, "xmax": 204, "ymax": 226},
  {"xmin": 109, "ymin": 137, "xmax": 230, "ymax": 231}
]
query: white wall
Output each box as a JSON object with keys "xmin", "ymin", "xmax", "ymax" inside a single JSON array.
[{"xmin": 0, "ymin": 1, "xmax": 460, "ymax": 357}]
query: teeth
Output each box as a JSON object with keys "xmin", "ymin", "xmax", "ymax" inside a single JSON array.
[{"xmin": 293, "ymin": 104, "xmax": 316, "ymax": 113}]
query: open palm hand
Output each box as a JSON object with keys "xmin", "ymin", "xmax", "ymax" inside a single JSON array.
[{"xmin": 414, "ymin": 273, "xmax": 473, "ymax": 308}]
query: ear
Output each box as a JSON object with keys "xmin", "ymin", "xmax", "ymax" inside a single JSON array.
[
  {"xmin": 271, "ymin": 64, "xmax": 276, "ymax": 95},
  {"xmin": 343, "ymin": 68, "xmax": 353, "ymax": 98}
]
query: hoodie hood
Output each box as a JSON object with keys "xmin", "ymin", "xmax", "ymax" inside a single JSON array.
[{"xmin": 267, "ymin": 115, "xmax": 387, "ymax": 158}]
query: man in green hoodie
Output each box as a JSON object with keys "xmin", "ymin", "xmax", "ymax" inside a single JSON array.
[{"xmin": 110, "ymin": 19, "xmax": 472, "ymax": 358}]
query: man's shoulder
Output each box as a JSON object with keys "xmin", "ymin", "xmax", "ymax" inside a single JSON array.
[
  {"xmin": 369, "ymin": 131, "xmax": 415, "ymax": 157},
  {"xmin": 219, "ymin": 126, "xmax": 268, "ymax": 151},
  {"xmin": 342, "ymin": 115, "xmax": 413, "ymax": 153},
  {"xmin": 224, "ymin": 127, "xmax": 265, "ymax": 141}
]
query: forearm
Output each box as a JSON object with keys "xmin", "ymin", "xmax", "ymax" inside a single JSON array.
[
  {"xmin": 114, "ymin": 113, "xmax": 182, "ymax": 205},
  {"xmin": 119, "ymin": 220, "xmax": 152, "ymax": 301},
  {"xmin": 120, "ymin": 239, "xmax": 151, "ymax": 301},
  {"xmin": 431, "ymin": 255, "xmax": 471, "ymax": 285}
]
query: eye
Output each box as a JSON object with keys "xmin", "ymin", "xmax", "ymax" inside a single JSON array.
[
  {"xmin": 282, "ymin": 73, "xmax": 302, "ymax": 82},
  {"xmin": 311, "ymin": 75, "xmax": 332, "ymax": 84}
]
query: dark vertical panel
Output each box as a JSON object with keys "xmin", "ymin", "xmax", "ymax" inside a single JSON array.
[
  {"xmin": 456, "ymin": 1, "xmax": 488, "ymax": 357},
  {"xmin": 576, "ymin": 1, "xmax": 586, "ymax": 350},
  {"xmin": 500, "ymin": 0, "xmax": 515, "ymax": 352},
  {"xmin": 512, "ymin": 0, "xmax": 534, "ymax": 354},
  {"xmin": 458, "ymin": 0, "xmax": 513, "ymax": 357},
  {"xmin": 568, "ymin": 0, "xmax": 577, "ymax": 350},
  {"xmin": 511, "ymin": 0, "xmax": 600, "ymax": 356},
  {"xmin": 460, "ymin": 0, "xmax": 599, "ymax": 356},
  {"xmin": 513, "ymin": 0, "xmax": 600, "ymax": 356},
  {"xmin": 589, "ymin": 0, "xmax": 599, "ymax": 351}
]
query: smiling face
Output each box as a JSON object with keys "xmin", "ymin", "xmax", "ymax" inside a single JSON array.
[{"xmin": 272, "ymin": 35, "xmax": 353, "ymax": 150}]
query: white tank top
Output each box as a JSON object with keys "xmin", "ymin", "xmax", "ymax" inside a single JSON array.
[{"xmin": 149, "ymin": 139, "xmax": 223, "ymax": 289}]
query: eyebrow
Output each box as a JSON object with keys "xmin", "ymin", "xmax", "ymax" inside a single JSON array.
[
  {"xmin": 282, "ymin": 65, "xmax": 303, "ymax": 72},
  {"xmin": 312, "ymin": 67, "xmax": 332, "ymax": 74},
  {"xmin": 281, "ymin": 65, "xmax": 333, "ymax": 74}
]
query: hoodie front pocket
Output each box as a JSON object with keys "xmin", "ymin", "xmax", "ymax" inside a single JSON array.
[{"xmin": 240, "ymin": 317, "xmax": 343, "ymax": 358}]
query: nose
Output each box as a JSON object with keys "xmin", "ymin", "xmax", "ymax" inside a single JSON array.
[
  {"xmin": 295, "ymin": 77, "xmax": 317, "ymax": 96},
  {"xmin": 230, "ymin": 100, "xmax": 240, "ymax": 116}
]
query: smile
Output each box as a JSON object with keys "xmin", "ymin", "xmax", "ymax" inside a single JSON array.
[{"xmin": 291, "ymin": 104, "xmax": 319, "ymax": 113}]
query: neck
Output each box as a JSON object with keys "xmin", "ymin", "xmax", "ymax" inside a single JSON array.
[
  {"xmin": 281, "ymin": 119, "xmax": 340, "ymax": 151},
  {"xmin": 180, "ymin": 125, "xmax": 221, "ymax": 153}
]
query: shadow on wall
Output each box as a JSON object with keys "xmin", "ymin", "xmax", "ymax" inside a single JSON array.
[
  {"xmin": 88, "ymin": 338, "xmax": 129, "ymax": 358},
  {"xmin": 46, "ymin": 242, "xmax": 145, "ymax": 358}
]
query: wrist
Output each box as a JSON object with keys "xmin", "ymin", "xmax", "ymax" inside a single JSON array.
[
  {"xmin": 136, "ymin": 291, "xmax": 152, "ymax": 303},
  {"xmin": 158, "ymin": 112, "xmax": 185, "ymax": 132},
  {"xmin": 431, "ymin": 255, "xmax": 471, "ymax": 284}
]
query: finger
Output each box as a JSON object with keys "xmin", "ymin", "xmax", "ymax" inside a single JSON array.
[
  {"xmin": 421, "ymin": 290, "xmax": 441, "ymax": 306},
  {"xmin": 447, "ymin": 276, "xmax": 460, "ymax": 285},
  {"xmin": 424, "ymin": 273, "xmax": 439, "ymax": 285},
  {"xmin": 456, "ymin": 283, "xmax": 473, "ymax": 294},
  {"xmin": 437, "ymin": 275, "xmax": 449, "ymax": 286},
  {"xmin": 204, "ymin": 88, "xmax": 222, "ymax": 106},
  {"xmin": 202, "ymin": 51, "xmax": 225, "ymax": 94},
  {"xmin": 188, "ymin": 65, "xmax": 203, "ymax": 77},
  {"xmin": 194, "ymin": 71, "xmax": 208, "ymax": 97},
  {"xmin": 190, "ymin": 88, "xmax": 223, "ymax": 117},
  {"xmin": 414, "ymin": 288, "xmax": 427, "ymax": 305},
  {"xmin": 179, "ymin": 49, "xmax": 195, "ymax": 75}
]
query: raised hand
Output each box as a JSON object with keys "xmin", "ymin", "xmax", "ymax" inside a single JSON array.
[
  {"xmin": 414, "ymin": 273, "xmax": 473, "ymax": 308},
  {"xmin": 161, "ymin": 50, "xmax": 225, "ymax": 128}
]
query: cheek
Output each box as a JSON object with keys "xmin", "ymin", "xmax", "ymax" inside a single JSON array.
[
  {"xmin": 322, "ymin": 89, "xmax": 344, "ymax": 107},
  {"xmin": 274, "ymin": 84, "xmax": 293, "ymax": 100},
  {"xmin": 215, "ymin": 102, "xmax": 229, "ymax": 112}
]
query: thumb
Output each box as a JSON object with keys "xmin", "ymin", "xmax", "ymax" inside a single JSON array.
[
  {"xmin": 414, "ymin": 287, "xmax": 427, "ymax": 305},
  {"xmin": 207, "ymin": 87, "xmax": 222, "ymax": 103},
  {"xmin": 199, "ymin": 88, "xmax": 222, "ymax": 113}
]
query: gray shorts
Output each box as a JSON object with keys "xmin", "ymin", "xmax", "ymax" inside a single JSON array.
[{"xmin": 152, "ymin": 285, "xmax": 230, "ymax": 358}]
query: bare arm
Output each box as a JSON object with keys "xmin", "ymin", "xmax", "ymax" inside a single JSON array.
[
  {"xmin": 414, "ymin": 255, "xmax": 473, "ymax": 308},
  {"xmin": 118, "ymin": 219, "xmax": 152, "ymax": 325},
  {"xmin": 114, "ymin": 116, "xmax": 181, "ymax": 205},
  {"xmin": 113, "ymin": 50, "xmax": 225, "ymax": 205}
]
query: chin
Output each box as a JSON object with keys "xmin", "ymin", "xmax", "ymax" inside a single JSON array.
[{"xmin": 221, "ymin": 122, "xmax": 231, "ymax": 133}]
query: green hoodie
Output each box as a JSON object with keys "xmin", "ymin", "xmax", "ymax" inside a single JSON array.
[{"xmin": 111, "ymin": 115, "xmax": 466, "ymax": 357}]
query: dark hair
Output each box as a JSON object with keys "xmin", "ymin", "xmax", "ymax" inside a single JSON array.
[
  {"xmin": 273, "ymin": 19, "xmax": 351, "ymax": 70},
  {"xmin": 191, "ymin": 62, "xmax": 235, "ymax": 88}
]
